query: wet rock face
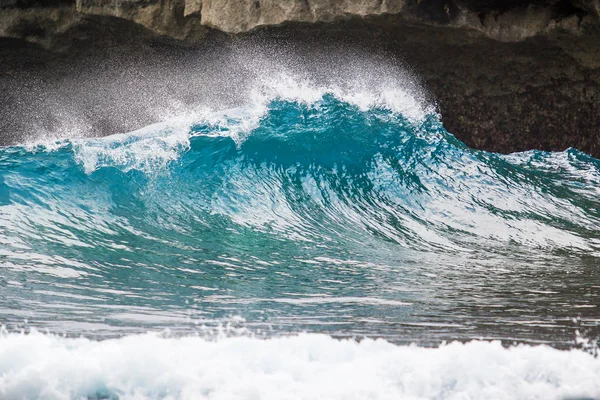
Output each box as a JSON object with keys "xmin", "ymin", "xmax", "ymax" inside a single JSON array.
[
  {"xmin": 392, "ymin": 23, "xmax": 600, "ymax": 157},
  {"xmin": 0, "ymin": 0, "xmax": 599, "ymax": 156}
]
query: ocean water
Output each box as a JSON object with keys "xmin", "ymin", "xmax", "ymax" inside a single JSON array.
[{"xmin": 0, "ymin": 65, "xmax": 599, "ymax": 399}]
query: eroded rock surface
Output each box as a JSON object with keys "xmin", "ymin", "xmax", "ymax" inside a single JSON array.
[{"xmin": 1, "ymin": 0, "xmax": 598, "ymax": 42}]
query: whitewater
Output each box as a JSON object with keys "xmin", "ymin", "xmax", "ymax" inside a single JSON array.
[{"xmin": 0, "ymin": 49, "xmax": 599, "ymax": 399}]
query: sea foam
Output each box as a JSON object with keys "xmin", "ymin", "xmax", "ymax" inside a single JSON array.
[{"xmin": 0, "ymin": 330, "xmax": 598, "ymax": 400}]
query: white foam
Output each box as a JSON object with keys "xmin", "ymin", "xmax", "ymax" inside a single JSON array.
[
  {"xmin": 241, "ymin": 56, "xmax": 434, "ymax": 123},
  {"xmin": 71, "ymin": 119, "xmax": 192, "ymax": 175},
  {"xmin": 0, "ymin": 330, "xmax": 598, "ymax": 400}
]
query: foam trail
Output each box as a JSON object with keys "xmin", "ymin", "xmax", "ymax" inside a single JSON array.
[{"xmin": 0, "ymin": 330, "xmax": 599, "ymax": 400}]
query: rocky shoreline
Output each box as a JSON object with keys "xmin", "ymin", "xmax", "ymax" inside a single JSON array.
[{"xmin": 0, "ymin": 0, "xmax": 599, "ymax": 156}]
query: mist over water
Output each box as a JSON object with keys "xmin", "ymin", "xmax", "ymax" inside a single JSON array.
[
  {"xmin": 2, "ymin": 41, "xmax": 427, "ymax": 143},
  {"xmin": 1, "ymin": 44, "xmax": 599, "ymax": 399}
]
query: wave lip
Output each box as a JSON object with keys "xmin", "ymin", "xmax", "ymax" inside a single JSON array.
[{"xmin": 0, "ymin": 331, "xmax": 599, "ymax": 400}]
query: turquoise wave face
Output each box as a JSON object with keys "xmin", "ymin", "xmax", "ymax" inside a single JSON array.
[{"xmin": 0, "ymin": 95, "xmax": 599, "ymax": 345}]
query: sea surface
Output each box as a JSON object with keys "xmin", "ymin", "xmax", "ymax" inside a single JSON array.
[{"xmin": 0, "ymin": 62, "xmax": 599, "ymax": 399}]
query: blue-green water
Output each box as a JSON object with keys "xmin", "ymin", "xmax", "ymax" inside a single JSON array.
[
  {"xmin": 0, "ymin": 91, "xmax": 599, "ymax": 399},
  {"xmin": 1, "ymin": 93, "xmax": 598, "ymax": 343}
]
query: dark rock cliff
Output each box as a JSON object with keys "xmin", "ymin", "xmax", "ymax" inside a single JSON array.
[{"xmin": 0, "ymin": 0, "xmax": 599, "ymax": 156}]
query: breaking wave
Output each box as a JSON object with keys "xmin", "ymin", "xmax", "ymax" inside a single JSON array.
[{"xmin": 1, "ymin": 64, "xmax": 599, "ymax": 399}]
